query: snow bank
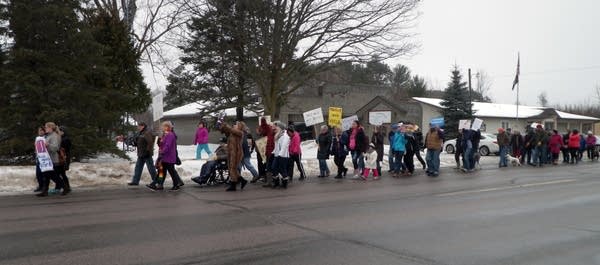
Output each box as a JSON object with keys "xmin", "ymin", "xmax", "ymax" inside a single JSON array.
[{"xmin": 0, "ymin": 141, "xmax": 497, "ymax": 195}]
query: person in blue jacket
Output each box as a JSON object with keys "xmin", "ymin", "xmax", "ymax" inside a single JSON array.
[{"xmin": 391, "ymin": 123, "xmax": 407, "ymax": 178}]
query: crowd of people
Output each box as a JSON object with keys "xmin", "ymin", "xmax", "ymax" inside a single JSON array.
[{"xmin": 36, "ymin": 115, "xmax": 594, "ymax": 196}]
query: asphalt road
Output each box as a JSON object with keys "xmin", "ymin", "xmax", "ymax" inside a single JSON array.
[{"xmin": 2, "ymin": 162, "xmax": 600, "ymax": 265}]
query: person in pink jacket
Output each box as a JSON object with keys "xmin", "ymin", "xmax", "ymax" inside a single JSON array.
[
  {"xmin": 194, "ymin": 121, "xmax": 212, "ymax": 159},
  {"xmin": 287, "ymin": 126, "xmax": 306, "ymax": 181},
  {"xmin": 548, "ymin": 130, "xmax": 563, "ymax": 165}
]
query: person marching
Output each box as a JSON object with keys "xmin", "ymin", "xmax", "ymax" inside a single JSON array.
[
  {"xmin": 425, "ymin": 124, "xmax": 444, "ymax": 177},
  {"xmin": 287, "ymin": 125, "xmax": 307, "ymax": 181},
  {"xmin": 371, "ymin": 125, "xmax": 385, "ymax": 177},
  {"xmin": 267, "ymin": 122, "xmax": 291, "ymax": 189},
  {"xmin": 128, "ymin": 122, "xmax": 157, "ymax": 186},
  {"xmin": 390, "ymin": 123, "xmax": 407, "ymax": 178},
  {"xmin": 240, "ymin": 125, "xmax": 260, "ymax": 182},
  {"xmin": 147, "ymin": 121, "xmax": 184, "ymax": 191},
  {"xmin": 332, "ymin": 126, "xmax": 349, "ymax": 179},
  {"xmin": 497, "ymin": 128, "xmax": 510, "ymax": 168},
  {"xmin": 220, "ymin": 121, "xmax": 248, "ymax": 192},
  {"xmin": 316, "ymin": 125, "xmax": 332, "ymax": 178},
  {"xmin": 37, "ymin": 122, "xmax": 66, "ymax": 196},
  {"xmin": 362, "ymin": 145, "xmax": 380, "ymax": 180},
  {"xmin": 347, "ymin": 120, "xmax": 367, "ymax": 177},
  {"xmin": 194, "ymin": 121, "xmax": 212, "ymax": 160}
]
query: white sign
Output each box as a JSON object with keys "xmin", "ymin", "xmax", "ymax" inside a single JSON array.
[
  {"xmin": 342, "ymin": 115, "xmax": 359, "ymax": 131},
  {"xmin": 369, "ymin": 111, "xmax": 392, "ymax": 126},
  {"xmin": 303, "ymin": 108, "xmax": 324, "ymax": 127},
  {"xmin": 152, "ymin": 94, "xmax": 164, "ymax": 122},
  {"xmin": 459, "ymin": 119, "xmax": 472, "ymax": 130},
  {"xmin": 471, "ymin": 118, "xmax": 483, "ymax": 130},
  {"xmin": 35, "ymin": 136, "xmax": 54, "ymax": 172}
]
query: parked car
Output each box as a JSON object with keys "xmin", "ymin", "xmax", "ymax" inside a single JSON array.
[{"xmin": 443, "ymin": 133, "xmax": 499, "ymax": 156}]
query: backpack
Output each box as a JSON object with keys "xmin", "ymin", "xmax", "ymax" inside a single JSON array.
[{"xmin": 58, "ymin": 147, "xmax": 67, "ymax": 165}]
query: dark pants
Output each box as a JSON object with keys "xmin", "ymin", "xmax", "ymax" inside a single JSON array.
[
  {"xmin": 454, "ymin": 149, "xmax": 463, "ymax": 167},
  {"xmin": 393, "ymin": 150, "xmax": 405, "ymax": 173},
  {"xmin": 35, "ymin": 164, "xmax": 43, "ymax": 190},
  {"xmin": 404, "ymin": 152, "xmax": 415, "ymax": 173},
  {"xmin": 525, "ymin": 148, "xmax": 533, "ymax": 164},
  {"xmin": 41, "ymin": 170, "xmax": 64, "ymax": 193},
  {"xmin": 288, "ymin": 154, "xmax": 306, "ymax": 180},
  {"xmin": 569, "ymin": 148, "xmax": 579, "ymax": 163},
  {"xmin": 271, "ymin": 157, "xmax": 289, "ymax": 179},
  {"xmin": 562, "ymin": 147, "xmax": 570, "ymax": 162},
  {"xmin": 415, "ymin": 149, "xmax": 426, "ymax": 169},
  {"xmin": 158, "ymin": 162, "xmax": 183, "ymax": 187},
  {"xmin": 587, "ymin": 146, "xmax": 596, "ymax": 160},
  {"xmin": 334, "ymin": 156, "xmax": 347, "ymax": 176},
  {"xmin": 257, "ymin": 152, "xmax": 267, "ymax": 177},
  {"xmin": 54, "ymin": 165, "xmax": 70, "ymax": 190}
]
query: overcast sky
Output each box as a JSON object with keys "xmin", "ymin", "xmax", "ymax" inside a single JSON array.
[
  {"xmin": 390, "ymin": 0, "xmax": 600, "ymax": 106},
  {"xmin": 143, "ymin": 0, "xmax": 600, "ymax": 107}
]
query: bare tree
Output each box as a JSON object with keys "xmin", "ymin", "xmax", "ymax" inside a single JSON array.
[
  {"xmin": 244, "ymin": 0, "xmax": 420, "ymax": 118},
  {"xmin": 92, "ymin": 0, "xmax": 189, "ymax": 69},
  {"xmin": 537, "ymin": 91, "xmax": 549, "ymax": 107},
  {"xmin": 475, "ymin": 69, "xmax": 492, "ymax": 101}
]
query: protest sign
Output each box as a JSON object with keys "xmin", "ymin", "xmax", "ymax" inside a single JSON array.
[{"xmin": 303, "ymin": 108, "xmax": 324, "ymax": 127}]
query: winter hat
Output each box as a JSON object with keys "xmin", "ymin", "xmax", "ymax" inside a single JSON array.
[
  {"xmin": 497, "ymin": 128, "xmax": 505, "ymax": 133},
  {"xmin": 536, "ymin": 124, "xmax": 543, "ymax": 129},
  {"xmin": 588, "ymin": 131, "xmax": 593, "ymax": 135}
]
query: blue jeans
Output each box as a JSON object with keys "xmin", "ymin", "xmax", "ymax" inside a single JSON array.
[
  {"xmin": 195, "ymin": 144, "xmax": 212, "ymax": 159},
  {"xmin": 426, "ymin": 149, "xmax": 441, "ymax": 174},
  {"xmin": 534, "ymin": 146, "xmax": 546, "ymax": 165},
  {"xmin": 131, "ymin": 156, "xmax": 157, "ymax": 184},
  {"xmin": 351, "ymin": 151, "xmax": 364, "ymax": 171},
  {"xmin": 318, "ymin": 159, "xmax": 330, "ymax": 176},
  {"xmin": 463, "ymin": 147, "xmax": 472, "ymax": 170},
  {"xmin": 271, "ymin": 157, "xmax": 290, "ymax": 179},
  {"xmin": 393, "ymin": 150, "xmax": 405, "ymax": 173},
  {"xmin": 499, "ymin": 146, "xmax": 508, "ymax": 167},
  {"xmin": 240, "ymin": 157, "xmax": 259, "ymax": 178}
]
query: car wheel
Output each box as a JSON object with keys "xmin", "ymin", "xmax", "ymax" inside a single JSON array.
[
  {"xmin": 479, "ymin": 146, "xmax": 490, "ymax": 156},
  {"xmin": 445, "ymin": 144, "xmax": 455, "ymax": 154}
]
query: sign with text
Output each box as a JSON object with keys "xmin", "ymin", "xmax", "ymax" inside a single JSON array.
[
  {"xmin": 342, "ymin": 115, "xmax": 359, "ymax": 131},
  {"xmin": 328, "ymin": 107, "xmax": 343, "ymax": 126},
  {"xmin": 459, "ymin": 119, "xmax": 472, "ymax": 130},
  {"xmin": 369, "ymin": 111, "xmax": 392, "ymax": 125},
  {"xmin": 471, "ymin": 118, "xmax": 484, "ymax": 130},
  {"xmin": 303, "ymin": 107, "xmax": 324, "ymax": 127},
  {"xmin": 429, "ymin": 117, "xmax": 445, "ymax": 128},
  {"xmin": 152, "ymin": 94, "xmax": 164, "ymax": 122}
]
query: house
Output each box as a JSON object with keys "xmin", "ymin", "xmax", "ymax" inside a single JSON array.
[
  {"xmin": 162, "ymin": 102, "xmax": 261, "ymax": 144},
  {"xmin": 412, "ymin": 97, "xmax": 600, "ymax": 133}
]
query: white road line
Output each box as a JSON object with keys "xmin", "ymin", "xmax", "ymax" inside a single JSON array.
[{"xmin": 436, "ymin": 179, "xmax": 578, "ymax": 197}]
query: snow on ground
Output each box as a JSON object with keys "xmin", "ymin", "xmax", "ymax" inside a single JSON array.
[{"xmin": 0, "ymin": 141, "xmax": 499, "ymax": 195}]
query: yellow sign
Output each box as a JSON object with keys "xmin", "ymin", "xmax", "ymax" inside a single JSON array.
[{"xmin": 328, "ymin": 107, "xmax": 343, "ymax": 126}]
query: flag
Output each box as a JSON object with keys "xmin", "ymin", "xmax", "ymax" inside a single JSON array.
[{"xmin": 512, "ymin": 53, "xmax": 520, "ymax": 90}]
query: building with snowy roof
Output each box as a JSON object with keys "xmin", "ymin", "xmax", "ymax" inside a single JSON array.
[
  {"xmin": 412, "ymin": 97, "xmax": 599, "ymax": 133},
  {"xmin": 162, "ymin": 102, "xmax": 261, "ymax": 144}
]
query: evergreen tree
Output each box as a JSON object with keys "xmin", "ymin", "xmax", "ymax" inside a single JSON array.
[
  {"xmin": 171, "ymin": 0, "xmax": 260, "ymax": 121},
  {"xmin": 441, "ymin": 65, "xmax": 473, "ymax": 138},
  {"xmin": 164, "ymin": 66, "xmax": 198, "ymax": 110},
  {"xmin": 407, "ymin": 75, "xmax": 427, "ymax": 97},
  {"xmin": 0, "ymin": 0, "xmax": 149, "ymax": 159}
]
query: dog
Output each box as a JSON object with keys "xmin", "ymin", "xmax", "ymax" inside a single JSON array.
[
  {"xmin": 506, "ymin": 154, "xmax": 522, "ymax": 166},
  {"xmin": 473, "ymin": 152, "xmax": 481, "ymax": 169}
]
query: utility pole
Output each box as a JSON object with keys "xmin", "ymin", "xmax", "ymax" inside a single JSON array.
[{"xmin": 468, "ymin": 68, "xmax": 473, "ymax": 116}]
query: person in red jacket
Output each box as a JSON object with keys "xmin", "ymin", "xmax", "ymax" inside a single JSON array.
[
  {"xmin": 253, "ymin": 118, "xmax": 274, "ymax": 183},
  {"xmin": 287, "ymin": 125, "xmax": 307, "ymax": 181},
  {"xmin": 568, "ymin": 129, "xmax": 581, "ymax": 164},
  {"xmin": 194, "ymin": 121, "xmax": 212, "ymax": 160}
]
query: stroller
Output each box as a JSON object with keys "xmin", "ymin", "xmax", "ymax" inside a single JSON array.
[{"xmin": 191, "ymin": 159, "xmax": 229, "ymax": 186}]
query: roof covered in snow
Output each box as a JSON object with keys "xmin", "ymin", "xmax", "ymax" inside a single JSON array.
[
  {"xmin": 163, "ymin": 102, "xmax": 261, "ymax": 118},
  {"xmin": 413, "ymin": 97, "xmax": 599, "ymax": 121}
]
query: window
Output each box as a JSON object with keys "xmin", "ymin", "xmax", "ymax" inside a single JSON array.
[
  {"xmin": 544, "ymin": 122, "xmax": 555, "ymax": 130},
  {"xmin": 501, "ymin": 121, "xmax": 509, "ymax": 129}
]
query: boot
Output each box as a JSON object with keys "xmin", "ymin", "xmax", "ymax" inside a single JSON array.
[
  {"xmin": 262, "ymin": 173, "xmax": 274, "ymax": 188},
  {"xmin": 281, "ymin": 177, "xmax": 288, "ymax": 189},
  {"xmin": 240, "ymin": 178, "xmax": 248, "ymax": 190},
  {"xmin": 272, "ymin": 177, "xmax": 280, "ymax": 188},
  {"xmin": 226, "ymin": 181, "xmax": 237, "ymax": 192},
  {"xmin": 250, "ymin": 175, "xmax": 261, "ymax": 183}
]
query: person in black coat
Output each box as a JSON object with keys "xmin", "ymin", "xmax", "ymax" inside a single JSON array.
[
  {"xmin": 332, "ymin": 126, "xmax": 349, "ymax": 178},
  {"xmin": 316, "ymin": 125, "xmax": 332, "ymax": 177},
  {"xmin": 413, "ymin": 127, "xmax": 426, "ymax": 170},
  {"xmin": 371, "ymin": 126, "xmax": 385, "ymax": 175},
  {"xmin": 455, "ymin": 129, "xmax": 464, "ymax": 169}
]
